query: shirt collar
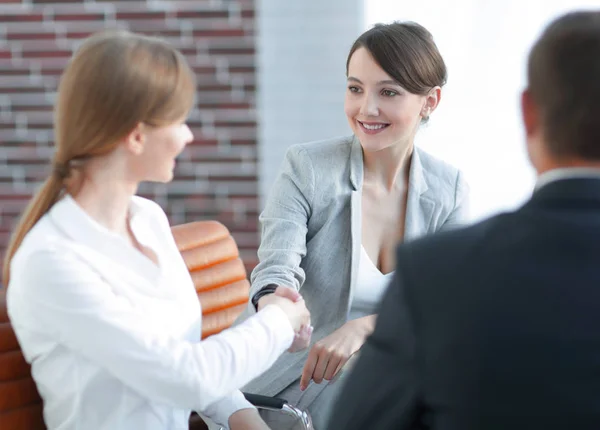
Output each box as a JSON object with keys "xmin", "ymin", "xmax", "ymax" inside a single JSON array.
[
  {"xmin": 535, "ymin": 167, "xmax": 600, "ymax": 191},
  {"xmin": 48, "ymin": 194, "xmax": 163, "ymax": 287}
]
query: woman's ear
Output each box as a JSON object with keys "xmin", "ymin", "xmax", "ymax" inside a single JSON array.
[
  {"xmin": 421, "ymin": 86, "xmax": 442, "ymax": 118},
  {"xmin": 125, "ymin": 123, "xmax": 146, "ymax": 155}
]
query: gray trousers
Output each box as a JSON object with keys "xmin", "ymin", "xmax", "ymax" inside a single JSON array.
[{"xmin": 259, "ymin": 376, "xmax": 344, "ymax": 430}]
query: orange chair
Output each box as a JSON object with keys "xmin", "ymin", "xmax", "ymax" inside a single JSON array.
[{"xmin": 0, "ymin": 221, "xmax": 312, "ymax": 430}]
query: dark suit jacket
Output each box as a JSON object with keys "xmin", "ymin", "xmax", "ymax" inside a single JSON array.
[{"xmin": 328, "ymin": 178, "xmax": 600, "ymax": 430}]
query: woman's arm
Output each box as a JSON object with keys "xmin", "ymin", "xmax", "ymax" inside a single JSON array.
[
  {"xmin": 249, "ymin": 145, "xmax": 316, "ymax": 308},
  {"xmin": 9, "ymin": 246, "xmax": 296, "ymax": 423}
]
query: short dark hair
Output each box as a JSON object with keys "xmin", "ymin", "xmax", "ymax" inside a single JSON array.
[
  {"xmin": 527, "ymin": 10, "xmax": 600, "ymax": 159},
  {"xmin": 346, "ymin": 21, "xmax": 447, "ymax": 96}
]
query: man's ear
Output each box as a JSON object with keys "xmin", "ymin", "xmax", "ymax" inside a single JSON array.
[
  {"xmin": 125, "ymin": 123, "xmax": 146, "ymax": 155},
  {"xmin": 521, "ymin": 89, "xmax": 539, "ymax": 139}
]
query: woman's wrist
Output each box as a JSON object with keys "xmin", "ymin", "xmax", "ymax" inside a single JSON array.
[
  {"xmin": 347, "ymin": 314, "xmax": 377, "ymax": 340},
  {"xmin": 251, "ymin": 284, "xmax": 278, "ymax": 311}
]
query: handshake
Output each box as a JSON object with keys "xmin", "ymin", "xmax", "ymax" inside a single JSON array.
[{"xmin": 257, "ymin": 286, "xmax": 313, "ymax": 352}]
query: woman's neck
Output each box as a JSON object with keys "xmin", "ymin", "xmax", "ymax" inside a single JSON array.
[
  {"xmin": 362, "ymin": 141, "xmax": 414, "ymax": 192},
  {"xmin": 72, "ymin": 163, "xmax": 138, "ymax": 237}
]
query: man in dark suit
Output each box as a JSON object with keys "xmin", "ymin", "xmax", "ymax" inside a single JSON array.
[{"xmin": 328, "ymin": 10, "xmax": 600, "ymax": 430}]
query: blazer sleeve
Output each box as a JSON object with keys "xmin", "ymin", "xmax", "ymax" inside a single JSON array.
[
  {"xmin": 249, "ymin": 145, "xmax": 315, "ymax": 303},
  {"xmin": 327, "ymin": 246, "xmax": 422, "ymax": 429},
  {"xmin": 442, "ymin": 170, "xmax": 470, "ymax": 229},
  {"xmin": 8, "ymin": 246, "xmax": 294, "ymax": 426}
]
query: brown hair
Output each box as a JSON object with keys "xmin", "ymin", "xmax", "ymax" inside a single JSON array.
[
  {"xmin": 346, "ymin": 21, "xmax": 447, "ymax": 96},
  {"xmin": 2, "ymin": 30, "xmax": 196, "ymax": 284},
  {"xmin": 527, "ymin": 11, "xmax": 600, "ymax": 159}
]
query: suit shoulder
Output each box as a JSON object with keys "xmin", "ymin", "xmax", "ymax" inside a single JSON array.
[
  {"xmin": 417, "ymin": 147, "xmax": 463, "ymax": 191},
  {"xmin": 287, "ymin": 135, "xmax": 354, "ymax": 164}
]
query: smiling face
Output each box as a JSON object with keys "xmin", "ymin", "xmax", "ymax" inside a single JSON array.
[{"xmin": 344, "ymin": 47, "xmax": 436, "ymax": 154}]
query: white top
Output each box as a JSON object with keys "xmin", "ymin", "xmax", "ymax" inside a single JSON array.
[
  {"xmin": 6, "ymin": 195, "xmax": 295, "ymax": 430},
  {"xmin": 348, "ymin": 246, "xmax": 394, "ymax": 321}
]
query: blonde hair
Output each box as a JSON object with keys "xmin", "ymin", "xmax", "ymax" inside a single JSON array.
[{"xmin": 2, "ymin": 30, "xmax": 196, "ymax": 284}]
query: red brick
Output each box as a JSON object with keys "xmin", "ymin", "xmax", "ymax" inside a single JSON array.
[
  {"xmin": 0, "ymin": 67, "xmax": 29, "ymax": 76},
  {"xmin": 65, "ymin": 31, "xmax": 97, "ymax": 40},
  {"xmin": 0, "ymin": 0, "xmax": 260, "ymax": 268},
  {"xmin": 6, "ymin": 32, "xmax": 57, "ymax": 41},
  {"xmin": 176, "ymin": 11, "xmax": 229, "ymax": 19},
  {"xmin": 53, "ymin": 14, "xmax": 105, "ymax": 21},
  {"xmin": 179, "ymin": 47, "xmax": 198, "ymax": 56},
  {"xmin": 0, "ymin": 14, "xmax": 44, "ymax": 23},
  {"xmin": 214, "ymin": 121, "xmax": 256, "ymax": 128},
  {"xmin": 21, "ymin": 50, "xmax": 72, "ymax": 59},
  {"xmin": 229, "ymin": 66, "xmax": 255, "ymax": 73},
  {"xmin": 197, "ymin": 102, "xmax": 252, "ymax": 109},
  {"xmin": 209, "ymin": 47, "xmax": 255, "ymax": 55},
  {"xmin": 193, "ymin": 29, "xmax": 247, "ymax": 38},
  {"xmin": 0, "ymin": 86, "xmax": 46, "ymax": 94},
  {"xmin": 115, "ymin": 12, "xmax": 166, "ymax": 20}
]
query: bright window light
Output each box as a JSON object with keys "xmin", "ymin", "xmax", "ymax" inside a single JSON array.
[{"xmin": 365, "ymin": 0, "xmax": 599, "ymax": 222}]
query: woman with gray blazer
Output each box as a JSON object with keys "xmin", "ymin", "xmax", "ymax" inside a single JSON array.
[{"xmin": 239, "ymin": 22, "xmax": 469, "ymax": 429}]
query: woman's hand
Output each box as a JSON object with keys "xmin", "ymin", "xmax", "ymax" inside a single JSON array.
[
  {"xmin": 228, "ymin": 408, "xmax": 271, "ymax": 430},
  {"xmin": 258, "ymin": 286, "xmax": 313, "ymax": 352},
  {"xmin": 299, "ymin": 315, "xmax": 376, "ymax": 391},
  {"xmin": 258, "ymin": 286, "xmax": 312, "ymax": 351}
]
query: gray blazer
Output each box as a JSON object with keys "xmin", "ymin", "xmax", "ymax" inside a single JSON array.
[{"xmin": 238, "ymin": 135, "xmax": 469, "ymax": 397}]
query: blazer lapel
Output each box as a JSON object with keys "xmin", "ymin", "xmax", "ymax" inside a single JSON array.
[
  {"xmin": 348, "ymin": 136, "xmax": 363, "ymax": 313},
  {"xmin": 404, "ymin": 147, "xmax": 435, "ymax": 242}
]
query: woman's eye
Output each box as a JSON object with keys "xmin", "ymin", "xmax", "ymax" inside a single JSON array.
[
  {"xmin": 348, "ymin": 86, "xmax": 361, "ymax": 93},
  {"xmin": 382, "ymin": 89, "xmax": 397, "ymax": 97}
]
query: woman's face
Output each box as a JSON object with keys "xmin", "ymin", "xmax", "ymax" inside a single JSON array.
[
  {"xmin": 344, "ymin": 47, "xmax": 434, "ymax": 153},
  {"xmin": 130, "ymin": 120, "xmax": 194, "ymax": 183}
]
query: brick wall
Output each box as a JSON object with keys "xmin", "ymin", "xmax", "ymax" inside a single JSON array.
[{"xmin": 0, "ymin": 0, "xmax": 260, "ymax": 282}]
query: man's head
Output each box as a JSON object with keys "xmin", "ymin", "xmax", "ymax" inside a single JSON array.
[{"xmin": 522, "ymin": 10, "xmax": 600, "ymax": 172}]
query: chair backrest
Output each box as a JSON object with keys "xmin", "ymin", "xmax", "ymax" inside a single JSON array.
[
  {"xmin": 0, "ymin": 221, "xmax": 250, "ymax": 428},
  {"xmin": 0, "ymin": 295, "xmax": 45, "ymax": 429},
  {"xmin": 171, "ymin": 221, "xmax": 250, "ymax": 338}
]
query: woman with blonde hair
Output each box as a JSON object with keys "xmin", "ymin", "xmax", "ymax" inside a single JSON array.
[{"xmin": 3, "ymin": 30, "xmax": 310, "ymax": 430}]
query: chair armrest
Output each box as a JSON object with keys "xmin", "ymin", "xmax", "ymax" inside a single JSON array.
[
  {"xmin": 243, "ymin": 392, "xmax": 288, "ymax": 410},
  {"xmin": 243, "ymin": 392, "xmax": 313, "ymax": 429}
]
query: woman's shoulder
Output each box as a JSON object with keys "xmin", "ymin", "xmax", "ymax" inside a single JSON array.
[
  {"xmin": 286, "ymin": 135, "xmax": 354, "ymax": 166},
  {"xmin": 415, "ymin": 147, "xmax": 464, "ymax": 191}
]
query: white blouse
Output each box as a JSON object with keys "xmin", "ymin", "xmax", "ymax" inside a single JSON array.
[
  {"xmin": 349, "ymin": 246, "xmax": 394, "ymax": 321},
  {"xmin": 6, "ymin": 195, "xmax": 294, "ymax": 430}
]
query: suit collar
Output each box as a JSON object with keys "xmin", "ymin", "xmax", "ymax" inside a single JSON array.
[
  {"xmin": 408, "ymin": 147, "xmax": 429, "ymax": 196},
  {"xmin": 349, "ymin": 135, "xmax": 362, "ymax": 191},
  {"xmin": 536, "ymin": 168, "xmax": 600, "ymax": 191},
  {"xmin": 529, "ymin": 177, "xmax": 600, "ymax": 208}
]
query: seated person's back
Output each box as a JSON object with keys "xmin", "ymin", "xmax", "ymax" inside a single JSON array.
[{"xmin": 328, "ymin": 10, "xmax": 600, "ymax": 430}]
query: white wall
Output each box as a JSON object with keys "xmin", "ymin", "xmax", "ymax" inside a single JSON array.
[
  {"xmin": 366, "ymin": 0, "xmax": 600, "ymax": 222},
  {"xmin": 256, "ymin": 0, "xmax": 363, "ymax": 202}
]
